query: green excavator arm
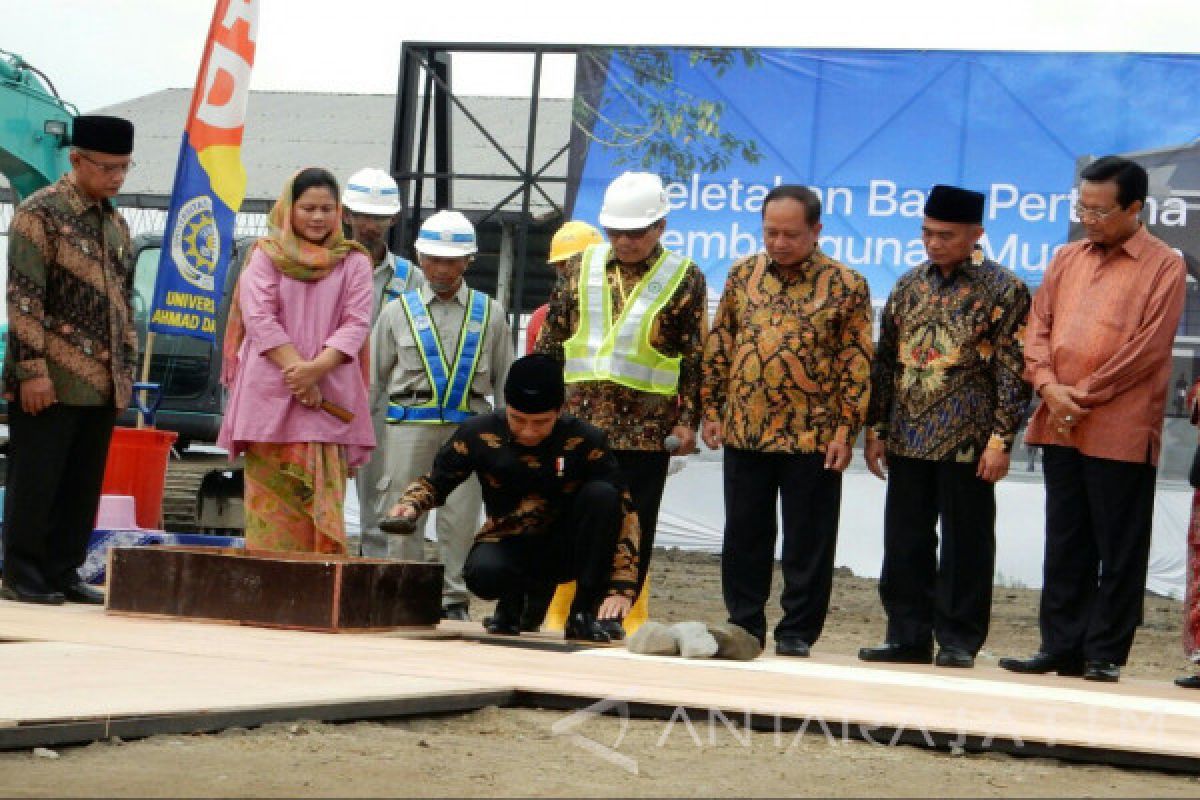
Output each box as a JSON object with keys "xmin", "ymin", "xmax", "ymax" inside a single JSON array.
[{"xmin": 0, "ymin": 49, "xmax": 75, "ymax": 200}]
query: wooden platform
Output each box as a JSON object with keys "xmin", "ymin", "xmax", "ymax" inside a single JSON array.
[{"xmin": 2, "ymin": 599, "xmax": 1200, "ymax": 772}]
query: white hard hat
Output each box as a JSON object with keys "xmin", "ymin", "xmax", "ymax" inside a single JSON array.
[
  {"xmin": 597, "ymin": 171, "xmax": 669, "ymax": 229},
  {"xmin": 414, "ymin": 210, "xmax": 477, "ymax": 257},
  {"xmin": 343, "ymin": 167, "xmax": 402, "ymax": 215}
]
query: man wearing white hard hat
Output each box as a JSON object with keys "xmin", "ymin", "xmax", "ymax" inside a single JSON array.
[
  {"xmin": 342, "ymin": 167, "xmax": 425, "ymax": 557},
  {"xmin": 536, "ymin": 171, "xmax": 707, "ymax": 638},
  {"xmin": 370, "ymin": 210, "xmax": 513, "ymax": 620}
]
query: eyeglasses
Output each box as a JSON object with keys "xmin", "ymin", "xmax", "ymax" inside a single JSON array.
[
  {"xmin": 604, "ymin": 224, "xmax": 657, "ymax": 241},
  {"xmin": 1074, "ymin": 203, "xmax": 1121, "ymax": 222},
  {"xmin": 78, "ymin": 152, "xmax": 135, "ymax": 175}
]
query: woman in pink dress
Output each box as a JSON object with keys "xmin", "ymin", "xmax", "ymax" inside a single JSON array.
[{"xmin": 218, "ymin": 168, "xmax": 375, "ymax": 554}]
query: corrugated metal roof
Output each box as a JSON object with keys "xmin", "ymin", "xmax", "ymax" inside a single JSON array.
[{"xmin": 95, "ymin": 89, "xmax": 572, "ymax": 210}]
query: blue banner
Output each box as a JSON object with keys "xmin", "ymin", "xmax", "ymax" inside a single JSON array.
[
  {"xmin": 149, "ymin": 0, "xmax": 259, "ymax": 340},
  {"xmin": 571, "ymin": 48, "xmax": 1200, "ymax": 298}
]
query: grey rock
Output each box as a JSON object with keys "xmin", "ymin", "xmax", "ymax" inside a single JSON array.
[
  {"xmin": 625, "ymin": 621, "xmax": 680, "ymax": 656},
  {"xmin": 707, "ymin": 622, "xmax": 763, "ymax": 661}
]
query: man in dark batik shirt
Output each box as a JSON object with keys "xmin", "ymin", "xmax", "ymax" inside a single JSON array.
[
  {"xmin": 384, "ymin": 355, "xmax": 641, "ymax": 642},
  {"xmin": 860, "ymin": 184, "xmax": 1032, "ymax": 668}
]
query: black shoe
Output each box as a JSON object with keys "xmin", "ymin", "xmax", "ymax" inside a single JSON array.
[
  {"xmin": 1174, "ymin": 674, "xmax": 1200, "ymax": 689},
  {"xmin": 934, "ymin": 647, "xmax": 975, "ymax": 668},
  {"xmin": 60, "ymin": 581, "xmax": 104, "ymax": 605},
  {"xmin": 858, "ymin": 642, "xmax": 933, "ymax": 664},
  {"xmin": 775, "ymin": 637, "xmax": 811, "ymax": 657},
  {"xmin": 564, "ymin": 612, "xmax": 611, "ymax": 643},
  {"xmin": 441, "ymin": 602, "xmax": 470, "ymax": 622},
  {"xmin": 997, "ymin": 651, "xmax": 1084, "ymax": 676},
  {"xmin": 0, "ymin": 585, "xmax": 65, "ymax": 606},
  {"xmin": 597, "ymin": 618, "xmax": 626, "ymax": 641},
  {"xmin": 1083, "ymin": 660, "xmax": 1120, "ymax": 683},
  {"xmin": 483, "ymin": 598, "xmax": 520, "ymax": 635}
]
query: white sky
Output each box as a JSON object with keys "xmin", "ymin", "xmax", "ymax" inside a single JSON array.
[{"xmin": 8, "ymin": 0, "xmax": 1199, "ymax": 113}]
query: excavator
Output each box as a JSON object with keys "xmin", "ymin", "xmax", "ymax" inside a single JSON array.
[{"xmin": 0, "ymin": 49, "xmax": 244, "ymax": 534}]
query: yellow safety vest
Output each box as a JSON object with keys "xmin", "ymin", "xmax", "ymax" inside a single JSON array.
[{"xmin": 562, "ymin": 244, "xmax": 691, "ymax": 395}]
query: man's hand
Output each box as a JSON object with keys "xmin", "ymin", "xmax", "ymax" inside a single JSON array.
[
  {"xmin": 379, "ymin": 502, "xmax": 419, "ymax": 535},
  {"xmin": 824, "ymin": 440, "xmax": 852, "ymax": 472},
  {"xmin": 701, "ymin": 420, "xmax": 723, "ymax": 450},
  {"xmin": 977, "ymin": 448, "xmax": 1010, "ymax": 483},
  {"xmin": 19, "ymin": 377, "xmax": 56, "ymax": 415},
  {"xmin": 598, "ymin": 594, "xmax": 633, "ymax": 620},
  {"xmin": 282, "ymin": 360, "xmax": 324, "ymax": 394},
  {"xmin": 386, "ymin": 502, "xmax": 417, "ymax": 522},
  {"xmin": 1040, "ymin": 383, "xmax": 1088, "ymax": 432},
  {"xmin": 865, "ymin": 438, "xmax": 888, "ymax": 480},
  {"xmin": 669, "ymin": 425, "xmax": 697, "ymax": 455}
]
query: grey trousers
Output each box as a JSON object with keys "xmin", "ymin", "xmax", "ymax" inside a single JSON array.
[
  {"xmin": 351, "ymin": 403, "xmax": 390, "ymax": 557},
  {"xmin": 366, "ymin": 422, "xmax": 482, "ymax": 608}
]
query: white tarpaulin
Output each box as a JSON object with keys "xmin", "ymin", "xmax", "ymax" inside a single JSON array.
[{"xmin": 348, "ymin": 456, "xmax": 1190, "ymax": 600}]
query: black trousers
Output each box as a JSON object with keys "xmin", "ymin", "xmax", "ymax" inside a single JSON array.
[
  {"xmin": 614, "ymin": 449, "xmax": 670, "ymax": 597},
  {"xmin": 3, "ymin": 403, "xmax": 117, "ymax": 592},
  {"xmin": 463, "ymin": 480, "xmax": 623, "ymax": 617},
  {"xmin": 721, "ymin": 447, "xmax": 842, "ymax": 645},
  {"xmin": 1039, "ymin": 445, "xmax": 1156, "ymax": 665},
  {"xmin": 879, "ymin": 455, "xmax": 997, "ymax": 654}
]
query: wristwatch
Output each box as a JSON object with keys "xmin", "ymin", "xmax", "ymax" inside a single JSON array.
[{"xmin": 986, "ymin": 434, "xmax": 1010, "ymax": 453}]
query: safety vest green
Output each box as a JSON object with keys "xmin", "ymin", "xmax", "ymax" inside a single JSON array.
[{"xmin": 562, "ymin": 244, "xmax": 691, "ymax": 395}]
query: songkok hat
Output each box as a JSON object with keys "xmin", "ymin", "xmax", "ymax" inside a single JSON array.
[
  {"xmin": 72, "ymin": 115, "xmax": 134, "ymax": 156},
  {"xmin": 924, "ymin": 184, "xmax": 985, "ymax": 225},
  {"xmin": 504, "ymin": 354, "xmax": 565, "ymax": 413}
]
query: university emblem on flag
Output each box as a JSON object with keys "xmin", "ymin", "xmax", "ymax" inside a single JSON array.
[{"xmin": 170, "ymin": 195, "xmax": 219, "ymax": 292}]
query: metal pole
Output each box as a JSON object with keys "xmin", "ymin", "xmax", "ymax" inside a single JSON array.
[{"xmin": 509, "ymin": 50, "xmax": 543, "ymax": 343}]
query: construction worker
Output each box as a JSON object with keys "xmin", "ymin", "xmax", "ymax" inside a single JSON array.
[
  {"xmin": 524, "ymin": 221, "xmax": 603, "ymax": 354},
  {"xmin": 370, "ymin": 210, "xmax": 513, "ymax": 620},
  {"xmin": 536, "ymin": 171, "xmax": 707, "ymax": 639},
  {"xmin": 342, "ymin": 167, "xmax": 425, "ymax": 557}
]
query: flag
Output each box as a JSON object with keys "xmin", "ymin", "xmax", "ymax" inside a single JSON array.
[{"xmin": 148, "ymin": 0, "xmax": 259, "ymax": 341}]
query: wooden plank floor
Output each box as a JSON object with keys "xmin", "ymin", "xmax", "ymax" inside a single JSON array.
[{"xmin": 2, "ymin": 601, "xmax": 1200, "ymax": 770}]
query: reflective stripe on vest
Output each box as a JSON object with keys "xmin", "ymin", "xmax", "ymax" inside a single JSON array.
[
  {"xmin": 562, "ymin": 243, "xmax": 690, "ymax": 395},
  {"xmin": 387, "ymin": 288, "xmax": 489, "ymax": 425},
  {"xmin": 381, "ymin": 257, "xmax": 415, "ymax": 304}
]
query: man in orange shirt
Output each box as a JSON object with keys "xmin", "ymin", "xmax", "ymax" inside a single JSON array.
[{"xmin": 999, "ymin": 156, "xmax": 1186, "ymax": 683}]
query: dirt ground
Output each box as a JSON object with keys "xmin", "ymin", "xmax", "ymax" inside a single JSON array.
[{"xmin": 4, "ymin": 548, "xmax": 1200, "ymax": 798}]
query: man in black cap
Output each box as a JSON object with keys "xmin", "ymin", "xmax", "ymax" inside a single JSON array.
[
  {"xmin": 859, "ymin": 184, "xmax": 1032, "ymax": 667},
  {"xmin": 3, "ymin": 115, "xmax": 137, "ymax": 605},
  {"xmin": 382, "ymin": 354, "xmax": 641, "ymax": 641}
]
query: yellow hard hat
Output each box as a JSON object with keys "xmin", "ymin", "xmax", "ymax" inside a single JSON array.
[{"xmin": 548, "ymin": 220, "xmax": 604, "ymax": 264}]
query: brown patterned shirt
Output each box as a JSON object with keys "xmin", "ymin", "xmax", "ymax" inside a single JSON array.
[
  {"xmin": 702, "ymin": 250, "xmax": 873, "ymax": 453},
  {"xmin": 397, "ymin": 411, "xmax": 643, "ymax": 598},
  {"xmin": 5, "ymin": 174, "xmax": 137, "ymax": 407},
  {"xmin": 867, "ymin": 251, "xmax": 1032, "ymax": 461},
  {"xmin": 534, "ymin": 245, "xmax": 707, "ymax": 451}
]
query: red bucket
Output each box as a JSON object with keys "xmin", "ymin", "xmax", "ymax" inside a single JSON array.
[{"xmin": 101, "ymin": 427, "xmax": 177, "ymax": 530}]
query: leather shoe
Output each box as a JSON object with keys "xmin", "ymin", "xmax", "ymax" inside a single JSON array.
[
  {"xmin": 0, "ymin": 585, "xmax": 65, "ymax": 605},
  {"xmin": 1174, "ymin": 674, "xmax": 1200, "ymax": 689},
  {"xmin": 597, "ymin": 618, "xmax": 626, "ymax": 641},
  {"xmin": 997, "ymin": 651, "xmax": 1084, "ymax": 676},
  {"xmin": 60, "ymin": 581, "xmax": 104, "ymax": 605},
  {"xmin": 441, "ymin": 602, "xmax": 470, "ymax": 622},
  {"xmin": 934, "ymin": 647, "xmax": 975, "ymax": 668},
  {"xmin": 775, "ymin": 637, "xmax": 811, "ymax": 657},
  {"xmin": 858, "ymin": 642, "xmax": 933, "ymax": 664},
  {"xmin": 1083, "ymin": 660, "xmax": 1120, "ymax": 683},
  {"xmin": 564, "ymin": 612, "xmax": 611, "ymax": 643}
]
